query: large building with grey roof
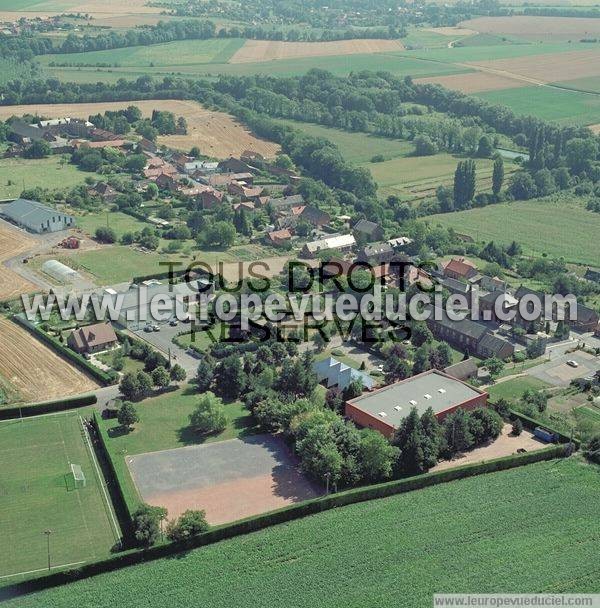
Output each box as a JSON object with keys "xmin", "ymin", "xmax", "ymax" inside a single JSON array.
[
  {"xmin": 345, "ymin": 370, "xmax": 488, "ymax": 438},
  {"xmin": 1, "ymin": 199, "xmax": 75, "ymax": 234}
]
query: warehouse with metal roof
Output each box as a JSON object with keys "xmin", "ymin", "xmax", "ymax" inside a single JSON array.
[
  {"xmin": 345, "ymin": 370, "xmax": 488, "ymax": 438},
  {"xmin": 0, "ymin": 199, "xmax": 75, "ymax": 234}
]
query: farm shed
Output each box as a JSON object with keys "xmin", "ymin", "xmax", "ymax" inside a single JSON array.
[
  {"xmin": 345, "ymin": 369, "xmax": 488, "ymax": 438},
  {"xmin": 1, "ymin": 199, "xmax": 75, "ymax": 234}
]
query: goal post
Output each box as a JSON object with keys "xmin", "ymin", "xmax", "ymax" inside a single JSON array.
[{"xmin": 70, "ymin": 464, "xmax": 86, "ymax": 489}]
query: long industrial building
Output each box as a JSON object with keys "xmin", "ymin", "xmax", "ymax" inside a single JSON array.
[
  {"xmin": 0, "ymin": 198, "xmax": 76, "ymax": 234},
  {"xmin": 345, "ymin": 370, "xmax": 488, "ymax": 438}
]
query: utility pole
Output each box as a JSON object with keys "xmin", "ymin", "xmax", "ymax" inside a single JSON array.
[{"xmin": 43, "ymin": 529, "xmax": 52, "ymax": 571}]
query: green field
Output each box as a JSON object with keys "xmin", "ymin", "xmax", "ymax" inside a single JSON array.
[
  {"xmin": 487, "ymin": 376, "xmax": 551, "ymax": 401},
  {"xmin": 42, "ymin": 52, "xmax": 472, "ymax": 82},
  {"xmin": 554, "ymin": 76, "xmax": 600, "ymax": 95},
  {"xmin": 276, "ymin": 119, "xmax": 413, "ymax": 164},
  {"xmin": 38, "ymin": 38, "xmax": 245, "ymax": 70},
  {"xmin": 367, "ymin": 153, "xmax": 505, "ymax": 201},
  {"xmin": 424, "ymin": 195, "xmax": 600, "ymax": 266},
  {"xmin": 97, "ymin": 385, "xmax": 260, "ymax": 510},
  {"xmin": 6, "ymin": 458, "xmax": 599, "ymax": 606},
  {"xmin": 476, "ymin": 86, "xmax": 600, "ymax": 126},
  {"xmin": 77, "ymin": 212, "xmax": 152, "ymax": 240},
  {"xmin": 0, "ymin": 413, "xmax": 119, "ymax": 581},
  {"xmin": 0, "ymin": 156, "xmax": 100, "ymax": 200}
]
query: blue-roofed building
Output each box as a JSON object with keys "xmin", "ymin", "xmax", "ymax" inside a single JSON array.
[{"xmin": 313, "ymin": 357, "xmax": 374, "ymax": 392}]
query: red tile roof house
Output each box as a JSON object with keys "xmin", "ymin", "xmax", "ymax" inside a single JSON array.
[
  {"xmin": 67, "ymin": 323, "xmax": 118, "ymax": 355},
  {"xmin": 345, "ymin": 369, "xmax": 488, "ymax": 439},
  {"xmin": 443, "ymin": 257, "xmax": 479, "ymax": 281},
  {"xmin": 266, "ymin": 229, "xmax": 292, "ymax": 246}
]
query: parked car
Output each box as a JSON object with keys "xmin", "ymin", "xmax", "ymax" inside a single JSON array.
[
  {"xmin": 144, "ymin": 325, "xmax": 153, "ymax": 333},
  {"xmin": 566, "ymin": 360, "xmax": 579, "ymax": 368},
  {"xmin": 169, "ymin": 319, "xmax": 179, "ymax": 327},
  {"xmin": 152, "ymin": 324, "xmax": 161, "ymax": 332}
]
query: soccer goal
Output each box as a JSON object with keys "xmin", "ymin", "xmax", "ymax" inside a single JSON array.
[{"xmin": 70, "ymin": 464, "xmax": 86, "ymax": 489}]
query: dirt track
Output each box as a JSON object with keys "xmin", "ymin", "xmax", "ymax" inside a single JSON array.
[
  {"xmin": 0, "ymin": 100, "xmax": 279, "ymax": 160},
  {"xmin": 229, "ymin": 38, "xmax": 405, "ymax": 63},
  {"xmin": 0, "ymin": 222, "xmax": 36, "ymax": 302},
  {"xmin": 0, "ymin": 317, "xmax": 99, "ymax": 404}
]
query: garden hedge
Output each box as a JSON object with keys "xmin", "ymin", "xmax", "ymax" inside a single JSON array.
[
  {"xmin": 0, "ymin": 394, "xmax": 97, "ymax": 421},
  {"xmin": 0, "ymin": 443, "xmax": 567, "ymax": 600}
]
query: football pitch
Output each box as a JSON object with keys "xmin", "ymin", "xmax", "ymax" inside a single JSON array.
[{"xmin": 0, "ymin": 413, "xmax": 120, "ymax": 581}]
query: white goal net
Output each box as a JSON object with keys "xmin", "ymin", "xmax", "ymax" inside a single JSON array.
[{"xmin": 70, "ymin": 464, "xmax": 86, "ymax": 489}]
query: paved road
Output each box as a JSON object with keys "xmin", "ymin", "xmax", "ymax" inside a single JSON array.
[{"xmin": 527, "ymin": 350, "xmax": 600, "ymax": 387}]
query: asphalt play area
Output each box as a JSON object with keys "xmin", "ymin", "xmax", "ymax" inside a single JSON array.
[{"xmin": 127, "ymin": 434, "xmax": 320, "ymax": 525}]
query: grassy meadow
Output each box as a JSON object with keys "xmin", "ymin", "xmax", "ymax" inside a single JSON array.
[
  {"xmin": 423, "ymin": 194, "xmax": 600, "ymax": 266},
  {"xmin": 5, "ymin": 458, "xmax": 599, "ymax": 606},
  {"xmin": 0, "ymin": 156, "xmax": 99, "ymax": 199},
  {"xmin": 0, "ymin": 413, "xmax": 119, "ymax": 581},
  {"xmin": 487, "ymin": 376, "xmax": 551, "ymax": 402}
]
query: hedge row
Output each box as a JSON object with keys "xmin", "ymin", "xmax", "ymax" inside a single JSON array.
[
  {"xmin": 0, "ymin": 443, "xmax": 567, "ymax": 600},
  {"xmin": 91, "ymin": 413, "xmax": 135, "ymax": 542},
  {"xmin": 509, "ymin": 409, "xmax": 581, "ymax": 449},
  {"xmin": 11, "ymin": 315, "xmax": 117, "ymax": 386},
  {"xmin": 0, "ymin": 394, "xmax": 97, "ymax": 421}
]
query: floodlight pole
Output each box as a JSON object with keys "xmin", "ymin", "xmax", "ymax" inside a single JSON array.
[{"xmin": 44, "ymin": 529, "xmax": 52, "ymax": 571}]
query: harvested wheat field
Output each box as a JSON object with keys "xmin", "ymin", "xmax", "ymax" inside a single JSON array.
[
  {"xmin": 424, "ymin": 26, "xmax": 477, "ymax": 37},
  {"xmin": 0, "ymin": 317, "xmax": 98, "ymax": 404},
  {"xmin": 0, "ymin": 100, "xmax": 279, "ymax": 159},
  {"xmin": 0, "ymin": 222, "xmax": 36, "ymax": 301},
  {"xmin": 416, "ymin": 71, "xmax": 525, "ymax": 93},
  {"xmin": 461, "ymin": 16, "xmax": 600, "ymax": 40},
  {"xmin": 229, "ymin": 38, "xmax": 405, "ymax": 63},
  {"xmin": 465, "ymin": 49, "xmax": 600, "ymax": 84},
  {"xmin": 0, "ymin": 0, "xmax": 162, "ymax": 23}
]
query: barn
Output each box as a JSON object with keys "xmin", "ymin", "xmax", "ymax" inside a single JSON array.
[
  {"xmin": 345, "ymin": 370, "xmax": 488, "ymax": 439},
  {"xmin": 0, "ymin": 199, "xmax": 76, "ymax": 234}
]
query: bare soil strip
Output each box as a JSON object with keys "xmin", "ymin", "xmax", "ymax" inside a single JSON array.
[
  {"xmin": 0, "ymin": 100, "xmax": 279, "ymax": 159},
  {"xmin": 229, "ymin": 38, "xmax": 405, "ymax": 63},
  {"xmin": 0, "ymin": 317, "xmax": 99, "ymax": 404}
]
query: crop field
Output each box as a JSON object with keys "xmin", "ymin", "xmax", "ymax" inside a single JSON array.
[
  {"xmin": 38, "ymin": 38, "xmax": 246, "ymax": 69},
  {"xmin": 416, "ymin": 71, "xmax": 527, "ymax": 93},
  {"xmin": 0, "ymin": 317, "xmax": 98, "ymax": 404},
  {"xmin": 0, "ymin": 412, "xmax": 119, "ymax": 581},
  {"xmin": 0, "ymin": 100, "xmax": 279, "ymax": 159},
  {"xmin": 229, "ymin": 38, "xmax": 405, "ymax": 63},
  {"xmin": 5, "ymin": 458, "xmax": 599, "ymax": 607},
  {"xmin": 0, "ymin": 222, "xmax": 36, "ymax": 301},
  {"xmin": 424, "ymin": 195, "xmax": 600, "ymax": 266},
  {"xmin": 367, "ymin": 153, "xmax": 510, "ymax": 201},
  {"xmin": 42, "ymin": 52, "xmax": 473, "ymax": 82},
  {"xmin": 461, "ymin": 16, "xmax": 600, "ymax": 42},
  {"xmin": 0, "ymin": 156, "xmax": 100, "ymax": 200},
  {"xmin": 476, "ymin": 86, "xmax": 600, "ymax": 126}
]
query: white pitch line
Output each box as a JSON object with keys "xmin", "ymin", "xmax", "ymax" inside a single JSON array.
[{"xmin": 0, "ymin": 561, "xmax": 87, "ymax": 580}]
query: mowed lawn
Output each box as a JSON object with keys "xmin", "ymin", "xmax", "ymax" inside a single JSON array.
[
  {"xmin": 0, "ymin": 156, "xmax": 100, "ymax": 199},
  {"xmin": 97, "ymin": 384, "xmax": 261, "ymax": 510},
  {"xmin": 487, "ymin": 376, "xmax": 551, "ymax": 402},
  {"xmin": 77, "ymin": 212, "xmax": 152, "ymax": 240},
  {"xmin": 423, "ymin": 195, "xmax": 600, "ymax": 266},
  {"xmin": 38, "ymin": 38, "xmax": 245, "ymax": 70},
  {"xmin": 6, "ymin": 458, "xmax": 599, "ymax": 607},
  {"xmin": 0, "ymin": 413, "xmax": 118, "ymax": 580}
]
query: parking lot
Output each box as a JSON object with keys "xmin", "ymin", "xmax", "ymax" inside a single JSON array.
[
  {"xmin": 127, "ymin": 434, "xmax": 320, "ymax": 525},
  {"xmin": 528, "ymin": 351, "xmax": 600, "ymax": 387}
]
